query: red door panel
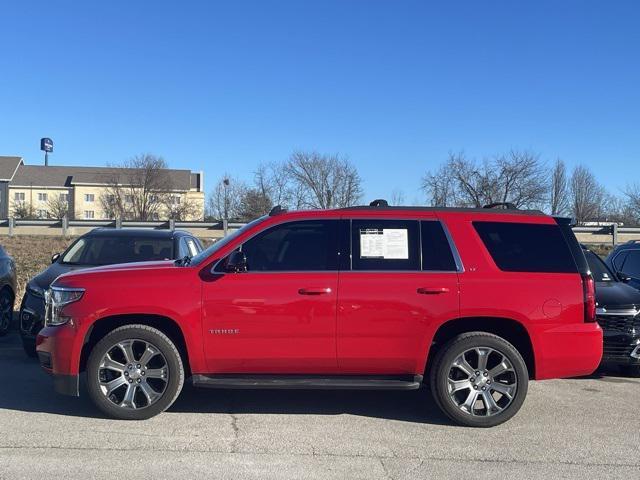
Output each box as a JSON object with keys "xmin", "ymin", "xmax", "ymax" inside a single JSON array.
[
  {"xmin": 337, "ymin": 272, "xmax": 459, "ymax": 374},
  {"xmin": 202, "ymin": 272, "xmax": 338, "ymax": 373}
]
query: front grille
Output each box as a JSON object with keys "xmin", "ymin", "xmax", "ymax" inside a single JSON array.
[
  {"xmin": 603, "ymin": 343, "xmax": 635, "ymax": 359},
  {"xmin": 596, "ymin": 312, "xmax": 640, "ymax": 332}
]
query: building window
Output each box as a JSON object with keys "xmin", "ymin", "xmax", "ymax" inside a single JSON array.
[
  {"xmin": 84, "ymin": 210, "xmax": 95, "ymax": 219},
  {"xmin": 14, "ymin": 192, "xmax": 25, "ymax": 201},
  {"xmin": 150, "ymin": 194, "xmax": 159, "ymax": 203},
  {"xmin": 171, "ymin": 195, "xmax": 181, "ymax": 205},
  {"xmin": 38, "ymin": 193, "xmax": 48, "ymax": 202},
  {"xmin": 125, "ymin": 195, "xmax": 133, "ymax": 203},
  {"xmin": 36, "ymin": 209, "xmax": 49, "ymax": 219},
  {"xmin": 85, "ymin": 193, "xmax": 95, "ymax": 202},
  {"xmin": 60, "ymin": 193, "xmax": 69, "ymax": 202}
]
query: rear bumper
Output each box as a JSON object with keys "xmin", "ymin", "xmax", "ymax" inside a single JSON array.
[
  {"xmin": 533, "ymin": 322, "xmax": 603, "ymax": 380},
  {"xmin": 36, "ymin": 324, "xmax": 80, "ymax": 397}
]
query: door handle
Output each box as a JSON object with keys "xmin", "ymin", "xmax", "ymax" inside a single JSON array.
[
  {"xmin": 417, "ymin": 287, "xmax": 450, "ymax": 295},
  {"xmin": 298, "ymin": 287, "xmax": 332, "ymax": 295}
]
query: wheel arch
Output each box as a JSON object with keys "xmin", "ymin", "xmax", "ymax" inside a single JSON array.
[
  {"xmin": 80, "ymin": 314, "xmax": 191, "ymax": 375},
  {"xmin": 425, "ymin": 316, "xmax": 536, "ymax": 379}
]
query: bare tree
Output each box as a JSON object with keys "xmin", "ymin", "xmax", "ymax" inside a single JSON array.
[
  {"xmin": 570, "ymin": 165, "xmax": 605, "ymax": 224},
  {"xmin": 162, "ymin": 195, "xmax": 200, "ymax": 221},
  {"xmin": 206, "ymin": 175, "xmax": 247, "ymax": 220},
  {"xmin": 422, "ymin": 163, "xmax": 456, "ymax": 207},
  {"xmin": 12, "ymin": 201, "xmax": 34, "ymax": 219},
  {"xmin": 390, "ymin": 189, "xmax": 405, "ymax": 206},
  {"xmin": 549, "ymin": 159, "xmax": 569, "ymax": 216},
  {"xmin": 46, "ymin": 193, "xmax": 70, "ymax": 219},
  {"xmin": 101, "ymin": 154, "xmax": 175, "ymax": 221},
  {"xmin": 421, "ymin": 150, "xmax": 548, "ymax": 209},
  {"xmin": 284, "ymin": 151, "xmax": 363, "ymax": 209},
  {"xmin": 238, "ymin": 188, "xmax": 272, "ymax": 220}
]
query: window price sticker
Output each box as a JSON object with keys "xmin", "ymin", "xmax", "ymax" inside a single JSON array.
[{"xmin": 359, "ymin": 228, "xmax": 409, "ymax": 259}]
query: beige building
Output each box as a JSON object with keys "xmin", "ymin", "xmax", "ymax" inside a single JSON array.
[{"xmin": 0, "ymin": 156, "xmax": 205, "ymax": 221}]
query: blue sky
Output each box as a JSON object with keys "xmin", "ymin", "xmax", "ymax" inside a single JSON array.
[{"xmin": 1, "ymin": 1, "xmax": 639, "ymax": 203}]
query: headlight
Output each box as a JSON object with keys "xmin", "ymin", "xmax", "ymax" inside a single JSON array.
[
  {"xmin": 44, "ymin": 286, "xmax": 85, "ymax": 326},
  {"xmin": 26, "ymin": 283, "xmax": 45, "ymax": 298}
]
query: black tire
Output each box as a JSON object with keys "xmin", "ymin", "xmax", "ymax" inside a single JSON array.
[
  {"xmin": 621, "ymin": 365, "xmax": 640, "ymax": 378},
  {"xmin": 430, "ymin": 332, "xmax": 529, "ymax": 428},
  {"xmin": 86, "ymin": 324, "xmax": 184, "ymax": 420},
  {"xmin": 0, "ymin": 289, "xmax": 14, "ymax": 336},
  {"xmin": 22, "ymin": 337, "xmax": 38, "ymax": 358}
]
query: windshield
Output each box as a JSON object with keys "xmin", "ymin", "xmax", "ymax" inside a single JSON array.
[
  {"xmin": 61, "ymin": 236, "xmax": 174, "ymax": 266},
  {"xmin": 585, "ymin": 250, "xmax": 616, "ymax": 282},
  {"xmin": 190, "ymin": 216, "xmax": 267, "ymax": 266}
]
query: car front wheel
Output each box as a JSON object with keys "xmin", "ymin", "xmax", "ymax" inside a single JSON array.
[
  {"xmin": 86, "ymin": 324, "xmax": 185, "ymax": 420},
  {"xmin": 430, "ymin": 332, "xmax": 529, "ymax": 428},
  {"xmin": 0, "ymin": 289, "xmax": 14, "ymax": 336}
]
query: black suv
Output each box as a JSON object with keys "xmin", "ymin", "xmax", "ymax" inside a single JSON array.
[
  {"xmin": 19, "ymin": 228, "xmax": 203, "ymax": 357},
  {"xmin": 605, "ymin": 241, "xmax": 640, "ymax": 291},
  {"xmin": 584, "ymin": 246, "xmax": 640, "ymax": 376}
]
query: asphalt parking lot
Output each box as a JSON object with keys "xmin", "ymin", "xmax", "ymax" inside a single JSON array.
[{"xmin": 1, "ymin": 332, "xmax": 639, "ymax": 480}]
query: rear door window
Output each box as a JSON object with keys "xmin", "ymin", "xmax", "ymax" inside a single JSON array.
[
  {"xmin": 473, "ymin": 221, "xmax": 577, "ymax": 273},
  {"xmin": 421, "ymin": 221, "xmax": 458, "ymax": 271},
  {"xmin": 351, "ymin": 219, "xmax": 420, "ymax": 271}
]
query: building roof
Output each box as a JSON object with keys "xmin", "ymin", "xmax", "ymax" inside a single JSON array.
[
  {"xmin": 6, "ymin": 161, "xmax": 199, "ymax": 191},
  {"xmin": 0, "ymin": 156, "xmax": 23, "ymax": 181}
]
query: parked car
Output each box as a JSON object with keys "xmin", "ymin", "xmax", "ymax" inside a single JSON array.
[
  {"xmin": 583, "ymin": 246, "xmax": 640, "ymax": 376},
  {"xmin": 605, "ymin": 241, "xmax": 640, "ymax": 291},
  {"xmin": 36, "ymin": 202, "xmax": 602, "ymax": 427},
  {"xmin": 0, "ymin": 245, "xmax": 17, "ymax": 336},
  {"xmin": 20, "ymin": 228, "xmax": 202, "ymax": 356}
]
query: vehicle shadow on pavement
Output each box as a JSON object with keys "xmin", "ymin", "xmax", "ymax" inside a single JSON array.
[
  {"xmin": 0, "ymin": 331, "xmax": 450, "ymax": 424},
  {"xmin": 0, "ymin": 332, "xmax": 104, "ymax": 419},
  {"xmin": 170, "ymin": 383, "xmax": 452, "ymax": 425}
]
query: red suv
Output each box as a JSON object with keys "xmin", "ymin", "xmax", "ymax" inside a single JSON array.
[{"xmin": 36, "ymin": 203, "xmax": 602, "ymax": 427}]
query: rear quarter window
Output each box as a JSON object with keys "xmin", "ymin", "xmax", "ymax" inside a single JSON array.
[{"xmin": 473, "ymin": 221, "xmax": 577, "ymax": 273}]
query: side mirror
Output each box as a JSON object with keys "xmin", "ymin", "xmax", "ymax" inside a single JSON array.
[
  {"xmin": 617, "ymin": 271, "xmax": 632, "ymax": 283},
  {"xmin": 224, "ymin": 251, "xmax": 247, "ymax": 273},
  {"xmin": 51, "ymin": 253, "xmax": 60, "ymax": 264}
]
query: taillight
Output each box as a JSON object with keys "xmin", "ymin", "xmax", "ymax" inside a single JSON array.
[{"xmin": 582, "ymin": 274, "xmax": 596, "ymax": 323}]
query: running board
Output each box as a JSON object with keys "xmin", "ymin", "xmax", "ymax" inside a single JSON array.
[{"xmin": 191, "ymin": 374, "xmax": 423, "ymax": 390}]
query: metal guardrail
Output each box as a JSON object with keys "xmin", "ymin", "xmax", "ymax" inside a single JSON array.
[
  {"xmin": 1, "ymin": 218, "xmax": 640, "ymax": 244},
  {"xmin": 0, "ymin": 217, "xmax": 248, "ymax": 237}
]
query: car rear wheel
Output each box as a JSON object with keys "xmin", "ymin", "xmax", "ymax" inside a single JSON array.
[
  {"xmin": 430, "ymin": 332, "xmax": 529, "ymax": 428},
  {"xmin": 86, "ymin": 324, "xmax": 184, "ymax": 420},
  {"xmin": 0, "ymin": 289, "xmax": 14, "ymax": 336}
]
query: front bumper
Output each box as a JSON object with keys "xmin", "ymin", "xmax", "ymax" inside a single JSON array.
[
  {"xmin": 36, "ymin": 324, "xmax": 80, "ymax": 397},
  {"xmin": 600, "ymin": 333, "xmax": 640, "ymax": 366},
  {"xmin": 19, "ymin": 292, "xmax": 46, "ymax": 341}
]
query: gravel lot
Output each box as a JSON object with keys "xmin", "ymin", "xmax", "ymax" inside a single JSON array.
[{"xmin": 1, "ymin": 331, "xmax": 639, "ymax": 480}]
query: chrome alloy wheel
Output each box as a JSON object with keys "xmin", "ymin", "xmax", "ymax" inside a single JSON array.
[
  {"xmin": 446, "ymin": 347, "xmax": 517, "ymax": 417},
  {"xmin": 97, "ymin": 339, "xmax": 169, "ymax": 410}
]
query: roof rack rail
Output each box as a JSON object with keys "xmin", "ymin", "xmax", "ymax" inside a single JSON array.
[
  {"xmin": 369, "ymin": 199, "xmax": 389, "ymax": 207},
  {"xmin": 483, "ymin": 202, "xmax": 518, "ymax": 210},
  {"xmin": 269, "ymin": 205, "xmax": 287, "ymax": 216}
]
